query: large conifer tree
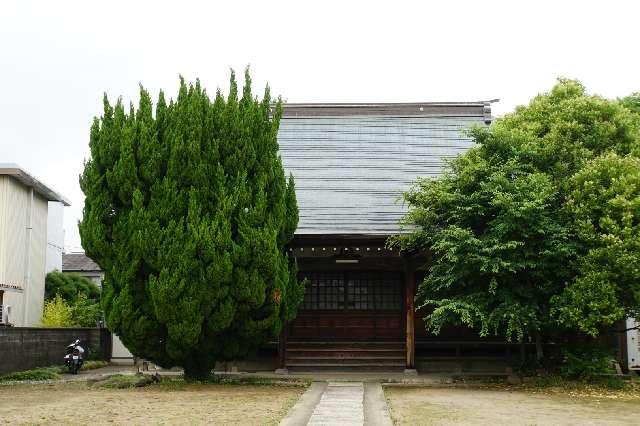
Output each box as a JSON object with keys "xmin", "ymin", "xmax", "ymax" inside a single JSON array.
[{"xmin": 79, "ymin": 70, "xmax": 303, "ymax": 378}]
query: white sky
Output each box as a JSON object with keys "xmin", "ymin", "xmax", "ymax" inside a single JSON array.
[{"xmin": 1, "ymin": 0, "xmax": 639, "ymax": 251}]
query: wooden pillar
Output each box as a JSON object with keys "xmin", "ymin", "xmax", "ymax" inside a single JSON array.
[{"xmin": 405, "ymin": 261, "xmax": 416, "ymax": 370}]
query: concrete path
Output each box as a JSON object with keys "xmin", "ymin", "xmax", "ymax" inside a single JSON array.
[
  {"xmin": 308, "ymin": 382, "xmax": 364, "ymax": 425},
  {"xmin": 363, "ymin": 382, "xmax": 393, "ymax": 426},
  {"xmin": 281, "ymin": 381, "xmax": 392, "ymax": 426},
  {"xmin": 280, "ymin": 382, "xmax": 327, "ymax": 426}
]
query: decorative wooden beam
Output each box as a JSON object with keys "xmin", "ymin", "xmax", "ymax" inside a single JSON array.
[{"xmin": 288, "ymin": 245, "xmax": 399, "ymax": 259}]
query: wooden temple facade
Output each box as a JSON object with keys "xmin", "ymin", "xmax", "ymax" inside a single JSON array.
[{"xmin": 275, "ymin": 102, "xmax": 495, "ymax": 371}]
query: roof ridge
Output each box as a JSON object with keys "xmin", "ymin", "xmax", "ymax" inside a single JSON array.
[{"xmin": 282, "ymin": 101, "xmax": 498, "ymax": 107}]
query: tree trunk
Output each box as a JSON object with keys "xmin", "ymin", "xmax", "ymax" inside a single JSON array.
[
  {"xmin": 183, "ymin": 360, "xmax": 214, "ymax": 381},
  {"xmin": 535, "ymin": 332, "xmax": 544, "ymax": 361}
]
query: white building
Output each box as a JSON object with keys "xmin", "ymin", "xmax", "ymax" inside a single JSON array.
[
  {"xmin": 0, "ymin": 164, "xmax": 70, "ymax": 326},
  {"xmin": 46, "ymin": 201, "xmax": 65, "ymax": 272},
  {"xmin": 628, "ymin": 318, "xmax": 640, "ymax": 371}
]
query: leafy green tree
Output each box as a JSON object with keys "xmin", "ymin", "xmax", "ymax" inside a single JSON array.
[
  {"xmin": 393, "ymin": 79, "xmax": 640, "ymax": 354},
  {"xmin": 45, "ymin": 271, "xmax": 100, "ymax": 303},
  {"xmin": 621, "ymin": 93, "xmax": 640, "ymax": 116},
  {"xmin": 70, "ymin": 293, "xmax": 103, "ymax": 327},
  {"xmin": 554, "ymin": 154, "xmax": 640, "ymax": 335},
  {"xmin": 79, "ymin": 70, "xmax": 302, "ymax": 379},
  {"xmin": 41, "ymin": 295, "xmax": 74, "ymax": 327}
]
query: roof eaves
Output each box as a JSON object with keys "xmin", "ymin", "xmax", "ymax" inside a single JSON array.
[{"xmin": 0, "ymin": 163, "xmax": 71, "ymax": 206}]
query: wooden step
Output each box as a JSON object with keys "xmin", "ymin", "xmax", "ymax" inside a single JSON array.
[
  {"xmin": 286, "ymin": 341, "xmax": 405, "ymax": 349},
  {"xmin": 287, "ymin": 349, "xmax": 405, "ymax": 358},
  {"xmin": 286, "ymin": 363, "xmax": 406, "ymax": 372},
  {"xmin": 284, "ymin": 340, "xmax": 407, "ymax": 371},
  {"xmin": 288, "ymin": 355, "xmax": 404, "ymax": 362},
  {"xmin": 287, "ymin": 362, "xmax": 405, "ymax": 368}
]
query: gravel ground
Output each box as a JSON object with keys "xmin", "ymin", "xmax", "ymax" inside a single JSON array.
[
  {"xmin": 385, "ymin": 386, "xmax": 640, "ymax": 426},
  {"xmin": 0, "ymin": 380, "xmax": 304, "ymax": 425}
]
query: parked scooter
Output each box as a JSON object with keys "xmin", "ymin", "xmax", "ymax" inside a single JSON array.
[{"xmin": 64, "ymin": 339, "xmax": 85, "ymax": 374}]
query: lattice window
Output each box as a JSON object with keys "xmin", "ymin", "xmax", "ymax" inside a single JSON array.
[
  {"xmin": 301, "ymin": 272, "xmax": 344, "ymax": 310},
  {"xmin": 300, "ymin": 271, "xmax": 401, "ymax": 311},
  {"xmin": 348, "ymin": 272, "xmax": 402, "ymax": 311}
]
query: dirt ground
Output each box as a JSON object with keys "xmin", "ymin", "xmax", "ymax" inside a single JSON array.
[
  {"xmin": 0, "ymin": 381, "xmax": 305, "ymax": 425},
  {"xmin": 385, "ymin": 386, "xmax": 640, "ymax": 426}
]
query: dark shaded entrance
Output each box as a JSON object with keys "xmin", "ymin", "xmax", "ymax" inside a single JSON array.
[{"xmin": 289, "ymin": 271, "xmax": 404, "ymax": 340}]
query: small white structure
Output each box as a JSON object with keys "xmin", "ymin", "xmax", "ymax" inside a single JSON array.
[
  {"xmin": 111, "ymin": 335, "xmax": 135, "ymax": 365},
  {"xmin": 0, "ymin": 164, "xmax": 70, "ymax": 327},
  {"xmin": 62, "ymin": 252, "xmax": 134, "ymax": 364},
  {"xmin": 627, "ymin": 318, "xmax": 640, "ymax": 371}
]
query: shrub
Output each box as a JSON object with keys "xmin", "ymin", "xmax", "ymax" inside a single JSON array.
[
  {"xmin": 41, "ymin": 295, "xmax": 74, "ymax": 327},
  {"xmin": 561, "ymin": 344, "xmax": 615, "ymax": 381},
  {"xmin": 41, "ymin": 293, "xmax": 101, "ymax": 328},
  {"xmin": 81, "ymin": 360, "xmax": 108, "ymax": 371},
  {"xmin": 92, "ymin": 374, "xmax": 157, "ymax": 389},
  {"xmin": 70, "ymin": 294, "xmax": 102, "ymax": 327},
  {"xmin": 0, "ymin": 366, "xmax": 61, "ymax": 382}
]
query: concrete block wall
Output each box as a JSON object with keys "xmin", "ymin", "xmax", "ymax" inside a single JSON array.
[{"xmin": 0, "ymin": 327, "xmax": 110, "ymax": 374}]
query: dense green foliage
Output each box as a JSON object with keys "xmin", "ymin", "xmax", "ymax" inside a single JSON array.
[
  {"xmin": 560, "ymin": 344, "xmax": 616, "ymax": 382},
  {"xmin": 41, "ymin": 293, "xmax": 101, "ymax": 327},
  {"xmin": 41, "ymin": 294, "xmax": 74, "ymax": 327},
  {"xmin": 45, "ymin": 271, "xmax": 100, "ymax": 303},
  {"xmin": 394, "ymin": 79, "xmax": 640, "ymax": 343},
  {"xmin": 43, "ymin": 272, "xmax": 101, "ymax": 327},
  {"xmin": 79, "ymin": 70, "xmax": 302, "ymax": 378},
  {"xmin": 554, "ymin": 154, "xmax": 640, "ymax": 334},
  {"xmin": 70, "ymin": 294, "xmax": 103, "ymax": 327},
  {"xmin": 0, "ymin": 366, "xmax": 61, "ymax": 382}
]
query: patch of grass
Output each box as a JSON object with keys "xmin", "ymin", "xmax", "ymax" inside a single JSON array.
[
  {"xmin": 460, "ymin": 374, "xmax": 640, "ymax": 399},
  {"xmin": 0, "ymin": 367, "xmax": 61, "ymax": 382},
  {"xmin": 384, "ymin": 387, "xmax": 463, "ymax": 425},
  {"xmin": 171, "ymin": 373, "xmax": 312, "ymax": 387},
  {"xmin": 81, "ymin": 360, "xmax": 108, "ymax": 371},
  {"xmin": 91, "ymin": 374, "xmax": 159, "ymax": 389},
  {"xmin": 528, "ymin": 374, "xmax": 628, "ymax": 391},
  {"xmin": 211, "ymin": 374, "xmax": 310, "ymax": 387},
  {"xmin": 530, "ymin": 375, "xmax": 565, "ymax": 388},
  {"xmin": 158, "ymin": 374, "xmax": 310, "ymax": 390},
  {"xmin": 1, "ymin": 360, "xmax": 109, "ymax": 382}
]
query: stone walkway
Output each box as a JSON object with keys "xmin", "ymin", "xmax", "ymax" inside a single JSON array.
[
  {"xmin": 281, "ymin": 381, "xmax": 392, "ymax": 426},
  {"xmin": 308, "ymin": 382, "xmax": 364, "ymax": 425}
]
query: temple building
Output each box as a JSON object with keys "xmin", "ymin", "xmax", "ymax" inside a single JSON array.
[{"xmin": 277, "ymin": 102, "xmax": 494, "ymax": 371}]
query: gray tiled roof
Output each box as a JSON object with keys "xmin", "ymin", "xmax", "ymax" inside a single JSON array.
[
  {"xmin": 62, "ymin": 253, "xmax": 102, "ymax": 272},
  {"xmin": 278, "ymin": 103, "xmax": 491, "ymax": 236}
]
